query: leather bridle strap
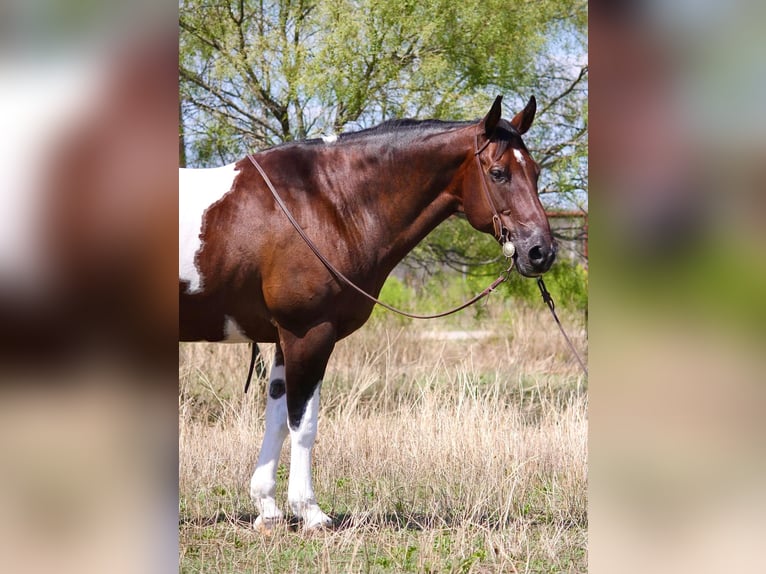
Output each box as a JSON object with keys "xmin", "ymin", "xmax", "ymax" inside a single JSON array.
[
  {"xmin": 474, "ymin": 131, "xmax": 510, "ymax": 245},
  {"xmin": 246, "ymin": 152, "xmax": 513, "ymax": 320}
]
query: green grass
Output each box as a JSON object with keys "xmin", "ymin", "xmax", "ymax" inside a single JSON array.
[
  {"xmin": 180, "ymin": 520, "xmax": 586, "ymax": 573},
  {"xmin": 179, "ymin": 303, "xmax": 587, "ymax": 573}
]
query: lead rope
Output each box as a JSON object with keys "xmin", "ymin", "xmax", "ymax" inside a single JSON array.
[{"xmin": 536, "ymin": 277, "xmax": 588, "ymax": 376}]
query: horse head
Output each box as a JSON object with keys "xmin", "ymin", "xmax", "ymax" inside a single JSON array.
[{"xmin": 461, "ymin": 95, "xmax": 556, "ymax": 277}]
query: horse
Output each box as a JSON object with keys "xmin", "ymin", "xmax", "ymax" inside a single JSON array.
[{"xmin": 179, "ymin": 95, "xmax": 556, "ymax": 530}]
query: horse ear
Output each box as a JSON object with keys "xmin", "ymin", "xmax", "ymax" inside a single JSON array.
[
  {"xmin": 481, "ymin": 95, "xmax": 503, "ymax": 137},
  {"xmin": 510, "ymin": 96, "xmax": 536, "ymax": 135}
]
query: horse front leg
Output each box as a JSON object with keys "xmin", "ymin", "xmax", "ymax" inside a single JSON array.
[
  {"xmin": 250, "ymin": 344, "xmax": 289, "ymax": 532},
  {"xmin": 281, "ymin": 323, "xmax": 336, "ymax": 530}
]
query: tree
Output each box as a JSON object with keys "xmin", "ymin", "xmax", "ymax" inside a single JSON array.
[{"xmin": 180, "ymin": 0, "xmax": 587, "ymax": 272}]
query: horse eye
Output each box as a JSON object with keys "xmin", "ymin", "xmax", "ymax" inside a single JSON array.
[{"xmin": 489, "ymin": 167, "xmax": 508, "ymax": 183}]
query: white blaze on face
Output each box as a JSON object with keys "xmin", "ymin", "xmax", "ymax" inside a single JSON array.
[
  {"xmin": 178, "ymin": 163, "xmax": 239, "ymax": 294},
  {"xmin": 513, "ymin": 149, "xmax": 526, "ymax": 167}
]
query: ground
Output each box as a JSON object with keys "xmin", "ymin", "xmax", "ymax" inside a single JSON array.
[{"xmin": 179, "ymin": 304, "xmax": 587, "ymax": 573}]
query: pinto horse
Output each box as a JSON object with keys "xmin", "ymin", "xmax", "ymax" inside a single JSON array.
[{"xmin": 179, "ymin": 96, "xmax": 555, "ymax": 530}]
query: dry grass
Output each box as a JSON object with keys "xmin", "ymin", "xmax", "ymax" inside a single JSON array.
[{"xmin": 179, "ymin": 304, "xmax": 587, "ymax": 573}]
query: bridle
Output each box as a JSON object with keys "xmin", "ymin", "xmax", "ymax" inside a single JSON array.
[
  {"xmin": 474, "ymin": 131, "xmax": 512, "ymax": 247},
  {"xmin": 472, "ymin": 132, "xmax": 587, "ymax": 376}
]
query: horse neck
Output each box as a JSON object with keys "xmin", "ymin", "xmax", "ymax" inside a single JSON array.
[{"xmin": 332, "ymin": 127, "xmax": 474, "ymax": 272}]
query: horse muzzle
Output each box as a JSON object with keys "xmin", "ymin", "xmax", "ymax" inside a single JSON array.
[{"xmin": 512, "ymin": 233, "xmax": 557, "ymax": 277}]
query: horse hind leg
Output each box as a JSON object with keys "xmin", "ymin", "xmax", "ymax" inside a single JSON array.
[{"xmin": 250, "ymin": 345, "xmax": 289, "ymax": 532}]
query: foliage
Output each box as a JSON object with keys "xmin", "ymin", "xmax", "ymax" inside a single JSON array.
[
  {"xmin": 370, "ymin": 256, "xmax": 587, "ymax": 328},
  {"xmin": 179, "ymin": 0, "xmax": 588, "ymax": 283},
  {"xmin": 544, "ymin": 259, "xmax": 588, "ymax": 310},
  {"xmin": 370, "ymin": 275, "xmax": 414, "ymax": 323},
  {"xmin": 180, "ymin": 0, "xmax": 586, "ymax": 166}
]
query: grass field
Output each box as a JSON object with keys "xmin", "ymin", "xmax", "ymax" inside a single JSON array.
[{"xmin": 179, "ymin": 303, "xmax": 587, "ymax": 573}]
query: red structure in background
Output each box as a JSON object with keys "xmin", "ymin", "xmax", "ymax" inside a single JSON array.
[{"xmin": 546, "ymin": 210, "xmax": 588, "ymax": 264}]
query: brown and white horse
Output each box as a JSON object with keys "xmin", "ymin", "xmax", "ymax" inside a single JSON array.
[{"xmin": 179, "ymin": 96, "xmax": 555, "ymax": 529}]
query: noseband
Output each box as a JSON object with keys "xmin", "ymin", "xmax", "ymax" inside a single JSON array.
[{"xmin": 474, "ymin": 130, "xmax": 512, "ymax": 248}]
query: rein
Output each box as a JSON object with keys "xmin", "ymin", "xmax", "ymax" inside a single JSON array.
[
  {"xmin": 243, "ymin": 130, "xmax": 587, "ymax": 386},
  {"xmin": 246, "ymin": 149, "xmax": 514, "ymax": 321}
]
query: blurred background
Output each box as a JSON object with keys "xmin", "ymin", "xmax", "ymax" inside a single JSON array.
[
  {"xmin": 590, "ymin": 1, "xmax": 766, "ymax": 572},
  {"xmin": 0, "ymin": 1, "xmax": 178, "ymax": 573}
]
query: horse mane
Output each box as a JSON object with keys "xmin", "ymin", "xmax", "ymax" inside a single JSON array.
[
  {"xmin": 276, "ymin": 116, "xmax": 519, "ymax": 156},
  {"xmin": 334, "ymin": 117, "xmax": 520, "ymax": 155},
  {"xmin": 338, "ymin": 118, "xmax": 473, "ymax": 140},
  {"xmin": 289, "ymin": 118, "xmax": 474, "ymax": 149}
]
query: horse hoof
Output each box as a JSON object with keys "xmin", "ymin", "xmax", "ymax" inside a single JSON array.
[
  {"xmin": 253, "ymin": 515, "xmax": 282, "ymax": 535},
  {"xmin": 302, "ymin": 506, "xmax": 333, "ymax": 531}
]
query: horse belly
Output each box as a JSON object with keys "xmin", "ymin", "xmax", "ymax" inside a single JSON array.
[{"xmin": 179, "ymin": 288, "xmax": 278, "ymax": 343}]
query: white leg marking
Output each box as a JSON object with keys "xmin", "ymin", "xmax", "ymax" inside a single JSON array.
[
  {"xmin": 250, "ymin": 363, "xmax": 288, "ymax": 528},
  {"xmin": 179, "ymin": 163, "xmax": 239, "ymax": 294},
  {"xmin": 287, "ymin": 383, "xmax": 331, "ymax": 529}
]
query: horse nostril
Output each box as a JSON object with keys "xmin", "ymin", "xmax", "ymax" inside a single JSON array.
[
  {"xmin": 527, "ymin": 244, "xmax": 555, "ymax": 273},
  {"xmin": 529, "ymin": 245, "xmax": 544, "ymax": 263}
]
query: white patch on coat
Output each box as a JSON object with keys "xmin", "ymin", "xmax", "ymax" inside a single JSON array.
[
  {"xmin": 321, "ymin": 134, "xmax": 338, "ymax": 143},
  {"xmin": 250, "ymin": 363, "xmax": 289, "ymax": 526},
  {"xmin": 222, "ymin": 316, "xmax": 250, "ymax": 342},
  {"xmin": 179, "ymin": 163, "xmax": 238, "ymax": 294},
  {"xmin": 513, "ymin": 149, "xmax": 526, "ymax": 166}
]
